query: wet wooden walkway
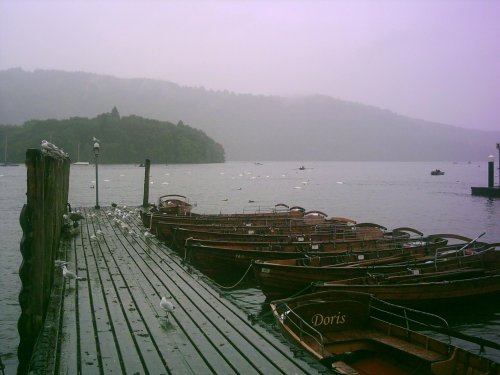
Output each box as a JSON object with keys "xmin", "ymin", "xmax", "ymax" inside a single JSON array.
[{"xmin": 44, "ymin": 206, "xmax": 323, "ymax": 374}]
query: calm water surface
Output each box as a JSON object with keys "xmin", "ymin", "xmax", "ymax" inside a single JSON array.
[{"xmin": 1, "ymin": 161, "xmax": 499, "ymax": 373}]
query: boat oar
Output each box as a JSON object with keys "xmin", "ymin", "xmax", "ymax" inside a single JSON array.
[
  {"xmin": 434, "ymin": 232, "xmax": 486, "ymax": 270},
  {"xmin": 457, "ymin": 232, "xmax": 486, "ymax": 253}
]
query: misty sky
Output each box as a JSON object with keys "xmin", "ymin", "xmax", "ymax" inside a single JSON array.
[{"xmin": 0, "ymin": 0, "xmax": 499, "ymax": 131}]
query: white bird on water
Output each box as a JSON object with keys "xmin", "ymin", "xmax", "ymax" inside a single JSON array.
[{"xmin": 160, "ymin": 296, "xmax": 175, "ymax": 321}]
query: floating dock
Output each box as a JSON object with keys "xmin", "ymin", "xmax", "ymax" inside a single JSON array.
[
  {"xmin": 471, "ymin": 158, "xmax": 500, "ymax": 198},
  {"xmin": 28, "ymin": 206, "xmax": 323, "ymax": 374}
]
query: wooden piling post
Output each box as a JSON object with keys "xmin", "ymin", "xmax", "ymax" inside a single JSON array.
[
  {"xmin": 18, "ymin": 149, "xmax": 70, "ymax": 375},
  {"xmin": 143, "ymin": 159, "xmax": 151, "ymax": 207},
  {"xmin": 488, "ymin": 160, "xmax": 494, "ymax": 188}
]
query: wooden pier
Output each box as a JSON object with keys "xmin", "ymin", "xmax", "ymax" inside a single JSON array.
[{"xmin": 29, "ymin": 206, "xmax": 324, "ymax": 374}]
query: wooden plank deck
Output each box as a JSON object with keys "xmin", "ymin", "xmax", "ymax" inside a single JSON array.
[{"xmin": 51, "ymin": 206, "xmax": 323, "ymax": 374}]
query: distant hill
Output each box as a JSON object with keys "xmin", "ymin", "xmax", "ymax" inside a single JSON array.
[
  {"xmin": 0, "ymin": 109, "xmax": 225, "ymax": 164},
  {"xmin": 1, "ymin": 68, "xmax": 498, "ymax": 161}
]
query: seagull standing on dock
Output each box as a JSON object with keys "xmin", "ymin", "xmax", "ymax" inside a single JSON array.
[
  {"xmin": 144, "ymin": 230, "xmax": 155, "ymax": 241},
  {"xmin": 160, "ymin": 296, "xmax": 175, "ymax": 322},
  {"xmin": 69, "ymin": 211, "xmax": 85, "ymax": 223},
  {"xmin": 62, "ymin": 265, "xmax": 82, "ymax": 283}
]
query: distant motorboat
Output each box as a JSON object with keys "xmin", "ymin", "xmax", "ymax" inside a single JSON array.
[{"xmin": 430, "ymin": 169, "xmax": 444, "ymax": 176}]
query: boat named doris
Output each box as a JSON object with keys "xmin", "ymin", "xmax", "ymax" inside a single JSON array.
[{"xmin": 271, "ymin": 290, "xmax": 499, "ymax": 374}]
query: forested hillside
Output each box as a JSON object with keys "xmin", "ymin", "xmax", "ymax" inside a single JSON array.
[
  {"xmin": 1, "ymin": 69, "xmax": 499, "ymax": 161},
  {"xmin": 0, "ymin": 108, "xmax": 225, "ymax": 164}
]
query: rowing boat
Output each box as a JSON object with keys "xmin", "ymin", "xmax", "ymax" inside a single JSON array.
[
  {"xmin": 184, "ymin": 234, "xmax": 447, "ymax": 283},
  {"xmin": 314, "ymin": 266, "xmax": 500, "ymax": 308},
  {"xmin": 271, "ymin": 290, "xmax": 499, "ymax": 374},
  {"xmin": 254, "ymin": 241, "xmax": 495, "ymax": 299}
]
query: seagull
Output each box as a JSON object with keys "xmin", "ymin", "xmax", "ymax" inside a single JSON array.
[
  {"xmin": 160, "ymin": 296, "xmax": 175, "ymax": 321},
  {"xmin": 41, "ymin": 140, "xmax": 68, "ymax": 158},
  {"xmin": 55, "ymin": 260, "xmax": 67, "ymax": 267},
  {"xmin": 69, "ymin": 211, "xmax": 85, "ymax": 223},
  {"xmin": 41, "ymin": 140, "xmax": 57, "ymax": 153},
  {"xmin": 90, "ymin": 234, "xmax": 99, "ymax": 242},
  {"xmin": 96, "ymin": 230, "xmax": 105, "ymax": 238},
  {"xmin": 62, "ymin": 265, "xmax": 81, "ymax": 281},
  {"xmin": 144, "ymin": 230, "xmax": 155, "ymax": 241}
]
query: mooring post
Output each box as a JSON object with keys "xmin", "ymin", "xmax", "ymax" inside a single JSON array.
[
  {"xmin": 18, "ymin": 149, "xmax": 70, "ymax": 375},
  {"xmin": 497, "ymin": 143, "xmax": 500, "ymax": 187},
  {"xmin": 488, "ymin": 159, "xmax": 494, "ymax": 188},
  {"xmin": 93, "ymin": 139, "xmax": 100, "ymax": 209},
  {"xmin": 143, "ymin": 159, "xmax": 151, "ymax": 207}
]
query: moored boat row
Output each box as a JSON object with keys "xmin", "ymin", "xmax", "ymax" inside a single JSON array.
[{"xmin": 142, "ymin": 194, "xmax": 500, "ymax": 373}]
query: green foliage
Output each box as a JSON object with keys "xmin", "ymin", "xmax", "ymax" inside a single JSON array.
[{"xmin": 0, "ymin": 110, "xmax": 225, "ymax": 164}]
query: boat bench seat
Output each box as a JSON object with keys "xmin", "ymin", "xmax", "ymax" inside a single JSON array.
[{"xmin": 325, "ymin": 329, "xmax": 448, "ymax": 363}]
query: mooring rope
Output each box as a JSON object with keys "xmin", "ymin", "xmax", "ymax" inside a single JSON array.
[
  {"xmin": 210, "ymin": 263, "xmax": 255, "ymax": 290},
  {"xmin": 248, "ymin": 283, "xmax": 315, "ymax": 323}
]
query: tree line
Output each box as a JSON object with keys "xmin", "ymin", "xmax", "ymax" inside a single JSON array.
[{"xmin": 0, "ymin": 108, "xmax": 225, "ymax": 164}]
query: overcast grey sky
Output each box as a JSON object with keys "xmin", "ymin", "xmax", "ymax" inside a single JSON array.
[{"xmin": 1, "ymin": 0, "xmax": 499, "ymax": 130}]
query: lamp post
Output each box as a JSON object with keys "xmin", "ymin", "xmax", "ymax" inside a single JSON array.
[{"xmin": 93, "ymin": 139, "xmax": 100, "ymax": 209}]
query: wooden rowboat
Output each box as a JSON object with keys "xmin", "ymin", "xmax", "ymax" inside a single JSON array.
[
  {"xmin": 144, "ymin": 202, "xmax": 310, "ymax": 224},
  {"xmin": 156, "ymin": 194, "xmax": 193, "ymax": 215},
  {"xmin": 254, "ymin": 242, "xmax": 497, "ymax": 300},
  {"xmin": 184, "ymin": 234, "xmax": 447, "ymax": 283},
  {"xmin": 271, "ymin": 290, "xmax": 499, "ymax": 374},
  {"xmin": 313, "ymin": 267, "xmax": 500, "ymax": 308},
  {"xmin": 165, "ymin": 224, "xmax": 395, "ymax": 254},
  {"xmin": 141, "ymin": 209, "xmax": 356, "ymax": 237}
]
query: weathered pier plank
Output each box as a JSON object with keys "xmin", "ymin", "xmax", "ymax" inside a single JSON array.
[{"xmin": 42, "ymin": 206, "xmax": 324, "ymax": 374}]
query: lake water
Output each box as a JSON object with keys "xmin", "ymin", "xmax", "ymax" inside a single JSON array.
[{"xmin": 1, "ymin": 160, "xmax": 499, "ymax": 373}]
